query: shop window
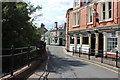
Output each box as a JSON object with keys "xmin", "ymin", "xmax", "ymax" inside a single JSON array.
[
  {"xmin": 51, "ymin": 38, "xmax": 52, "ymax": 43},
  {"xmin": 107, "ymin": 33, "xmax": 117, "ymax": 52},
  {"xmin": 77, "ymin": 37, "xmax": 80, "ymax": 44},
  {"xmin": 70, "ymin": 37, "xmax": 74, "ymax": 44},
  {"xmin": 55, "ymin": 37, "xmax": 58, "ymax": 43},
  {"xmin": 83, "ymin": 37, "xmax": 88, "ymax": 44},
  {"xmin": 60, "ymin": 32, "xmax": 63, "ymax": 35}
]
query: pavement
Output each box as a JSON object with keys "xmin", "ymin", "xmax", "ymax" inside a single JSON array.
[{"xmin": 27, "ymin": 45, "xmax": 119, "ymax": 79}]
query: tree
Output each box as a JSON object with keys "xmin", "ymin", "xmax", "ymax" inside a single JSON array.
[{"xmin": 2, "ymin": 2, "xmax": 42, "ymax": 48}]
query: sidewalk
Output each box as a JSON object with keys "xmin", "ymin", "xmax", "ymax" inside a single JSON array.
[
  {"xmin": 62, "ymin": 47, "xmax": 118, "ymax": 71},
  {"xmin": 27, "ymin": 61, "xmax": 47, "ymax": 80},
  {"xmin": 27, "ymin": 48, "xmax": 49, "ymax": 80}
]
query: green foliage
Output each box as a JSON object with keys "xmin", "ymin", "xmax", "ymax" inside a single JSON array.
[{"xmin": 2, "ymin": 2, "xmax": 42, "ymax": 48}]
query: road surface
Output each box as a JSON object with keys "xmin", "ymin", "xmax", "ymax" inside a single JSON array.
[{"xmin": 28, "ymin": 45, "xmax": 118, "ymax": 79}]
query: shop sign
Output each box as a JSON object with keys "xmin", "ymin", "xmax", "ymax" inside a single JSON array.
[
  {"xmin": 99, "ymin": 28, "xmax": 120, "ymax": 32},
  {"xmin": 99, "ymin": 28, "xmax": 114, "ymax": 32},
  {"xmin": 107, "ymin": 33, "xmax": 117, "ymax": 38}
]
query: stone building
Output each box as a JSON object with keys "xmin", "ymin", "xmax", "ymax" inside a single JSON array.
[
  {"xmin": 44, "ymin": 22, "xmax": 66, "ymax": 46},
  {"xmin": 66, "ymin": 0, "xmax": 120, "ymax": 56}
]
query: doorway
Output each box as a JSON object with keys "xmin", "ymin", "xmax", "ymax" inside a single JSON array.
[
  {"xmin": 59, "ymin": 38, "xmax": 63, "ymax": 46},
  {"xmin": 99, "ymin": 33, "xmax": 104, "ymax": 54},
  {"xmin": 91, "ymin": 34, "xmax": 95, "ymax": 55}
]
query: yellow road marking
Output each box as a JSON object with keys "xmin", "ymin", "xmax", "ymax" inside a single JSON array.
[
  {"xmin": 78, "ymin": 58, "xmax": 118, "ymax": 73},
  {"xmin": 80, "ymin": 57, "xmax": 118, "ymax": 70},
  {"xmin": 69, "ymin": 55, "xmax": 118, "ymax": 74},
  {"xmin": 67, "ymin": 52, "xmax": 118, "ymax": 70}
]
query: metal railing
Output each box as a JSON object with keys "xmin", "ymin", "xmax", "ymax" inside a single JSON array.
[
  {"xmin": 73, "ymin": 47, "xmax": 120, "ymax": 67},
  {"xmin": 1, "ymin": 44, "xmax": 46, "ymax": 77}
]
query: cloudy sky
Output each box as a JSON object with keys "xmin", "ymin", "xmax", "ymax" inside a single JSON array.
[{"xmin": 26, "ymin": 0, "xmax": 73, "ymax": 30}]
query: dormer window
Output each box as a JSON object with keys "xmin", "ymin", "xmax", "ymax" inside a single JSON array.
[
  {"xmin": 82, "ymin": 0, "xmax": 86, "ymax": 5},
  {"xmin": 74, "ymin": 0, "xmax": 80, "ymax": 7},
  {"xmin": 82, "ymin": 0, "xmax": 93, "ymax": 6}
]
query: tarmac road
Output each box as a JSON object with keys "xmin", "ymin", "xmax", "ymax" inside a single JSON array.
[{"xmin": 27, "ymin": 45, "xmax": 119, "ymax": 80}]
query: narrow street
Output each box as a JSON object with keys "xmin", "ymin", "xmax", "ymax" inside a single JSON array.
[{"xmin": 28, "ymin": 45, "xmax": 118, "ymax": 79}]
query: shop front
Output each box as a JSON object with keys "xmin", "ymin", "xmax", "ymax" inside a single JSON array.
[{"xmin": 67, "ymin": 27, "xmax": 120, "ymax": 57}]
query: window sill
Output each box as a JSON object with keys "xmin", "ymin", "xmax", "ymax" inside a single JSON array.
[
  {"xmin": 99, "ymin": 18, "xmax": 113, "ymax": 23},
  {"xmin": 72, "ymin": 25, "xmax": 80, "ymax": 28},
  {"xmin": 87, "ymin": 22, "xmax": 93, "ymax": 25}
]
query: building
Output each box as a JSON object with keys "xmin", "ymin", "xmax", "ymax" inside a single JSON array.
[
  {"xmin": 43, "ymin": 31, "xmax": 51, "ymax": 45},
  {"xmin": 66, "ymin": 0, "xmax": 120, "ymax": 56},
  {"xmin": 40, "ymin": 23, "xmax": 48, "ymax": 42},
  {"xmin": 43, "ymin": 22, "xmax": 66, "ymax": 46}
]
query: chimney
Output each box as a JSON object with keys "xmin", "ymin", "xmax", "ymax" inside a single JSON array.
[
  {"xmin": 54, "ymin": 22, "xmax": 58, "ymax": 30},
  {"xmin": 64, "ymin": 23, "xmax": 66, "ymax": 30},
  {"xmin": 41, "ymin": 23, "xmax": 45, "ymax": 28}
]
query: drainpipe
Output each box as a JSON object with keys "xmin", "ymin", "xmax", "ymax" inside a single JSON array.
[
  {"xmin": 67, "ymin": 12, "xmax": 70, "ymax": 50},
  {"xmin": 66, "ymin": 11, "xmax": 70, "ymax": 50},
  {"xmin": 93, "ymin": 3, "xmax": 97, "ymax": 27},
  {"xmin": 118, "ymin": 1, "xmax": 120, "ymax": 25}
]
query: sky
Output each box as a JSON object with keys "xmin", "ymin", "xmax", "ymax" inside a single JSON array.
[{"xmin": 26, "ymin": 0, "xmax": 73, "ymax": 30}]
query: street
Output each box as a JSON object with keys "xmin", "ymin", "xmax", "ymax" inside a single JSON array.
[{"xmin": 28, "ymin": 45, "xmax": 118, "ymax": 79}]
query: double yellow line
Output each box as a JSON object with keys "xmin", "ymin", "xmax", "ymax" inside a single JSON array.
[{"xmin": 69, "ymin": 54, "xmax": 118, "ymax": 74}]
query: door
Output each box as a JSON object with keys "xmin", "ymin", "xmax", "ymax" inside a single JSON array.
[{"xmin": 59, "ymin": 38, "xmax": 63, "ymax": 46}]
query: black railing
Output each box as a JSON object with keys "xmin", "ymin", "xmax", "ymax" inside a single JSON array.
[
  {"xmin": 73, "ymin": 47, "xmax": 120, "ymax": 67},
  {"xmin": 1, "ymin": 44, "xmax": 46, "ymax": 77}
]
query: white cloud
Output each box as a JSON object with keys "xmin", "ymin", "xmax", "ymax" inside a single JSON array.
[{"xmin": 29, "ymin": 0, "xmax": 73, "ymax": 30}]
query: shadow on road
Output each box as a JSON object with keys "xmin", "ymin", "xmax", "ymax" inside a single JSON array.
[
  {"xmin": 27, "ymin": 46, "xmax": 89, "ymax": 79},
  {"xmin": 45, "ymin": 49, "xmax": 88, "ymax": 75}
]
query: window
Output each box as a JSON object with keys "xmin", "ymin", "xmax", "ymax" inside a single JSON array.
[
  {"xmin": 70, "ymin": 37, "xmax": 74, "ymax": 44},
  {"xmin": 51, "ymin": 38, "xmax": 52, "ymax": 43},
  {"xmin": 60, "ymin": 32, "xmax": 63, "ymax": 35},
  {"xmin": 108, "ymin": 2, "xmax": 112, "ymax": 18},
  {"xmin": 101, "ymin": 1, "xmax": 113, "ymax": 21},
  {"xmin": 107, "ymin": 33, "xmax": 118, "ymax": 52},
  {"xmin": 82, "ymin": 0, "xmax": 86, "ymax": 5},
  {"xmin": 102, "ymin": 3, "xmax": 106, "ymax": 20},
  {"xmin": 87, "ymin": 0, "xmax": 93, "ymax": 3},
  {"xmin": 74, "ymin": 0, "xmax": 80, "ymax": 7},
  {"xmin": 88, "ymin": 7, "xmax": 93, "ymax": 23},
  {"xmin": 55, "ymin": 37, "xmax": 58, "ymax": 43},
  {"xmin": 77, "ymin": 37, "xmax": 80, "ymax": 44},
  {"xmin": 73, "ymin": 12, "xmax": 80, "ymax": 26}
]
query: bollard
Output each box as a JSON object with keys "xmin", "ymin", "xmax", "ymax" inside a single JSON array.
[
  {"xmin": 79, "ymin": 47, "xmax": 81, "ymax": 57},
  {"xmin": 88, "ymin": 48, "xmax": 91, "ymax": 60},
  {"xmin": 11, "ymin": 45, "xmax": 14, "ymax": 76},
  {"xmin": 101, "ymin": 50, "xmax": 103, "ymax": 63},
  {"xmin": 116, "ymin": 51, "xmax": 118, "ymax": 67},
  {"xmin": 73, "ymin": 47, "xmax": 74, "ymax": 56}
]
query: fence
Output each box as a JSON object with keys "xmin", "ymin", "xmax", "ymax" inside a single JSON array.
[
  {"xmin": 0, "ymin": 44, "xmax": 46, "ymax": 77},
  {"xmin": 72, "ymin": 47, "xmax": 120, "ymax": 68}
]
